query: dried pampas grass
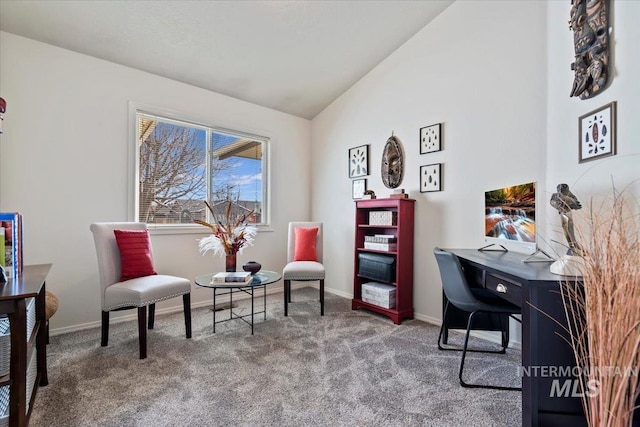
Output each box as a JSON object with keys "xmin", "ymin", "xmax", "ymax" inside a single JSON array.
[{"xmin": 561, "ymin": 185, "xmax": 640, "ymax": 427}]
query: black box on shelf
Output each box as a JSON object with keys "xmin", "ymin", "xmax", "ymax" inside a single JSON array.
[{"xmin": 358, "ymin": 253, "xmax": 396, "ymax": 282}]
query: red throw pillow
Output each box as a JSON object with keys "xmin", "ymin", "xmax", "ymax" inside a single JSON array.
[
  {"xmin": 294, "ymin": 227, "xmax": 318, "ymax": 261},
  {"xmin": 114, "ymin": 229, "xmax": 157, "ymax": 281}
]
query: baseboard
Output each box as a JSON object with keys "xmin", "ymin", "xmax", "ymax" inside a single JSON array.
[{"xmin": 413, "ymin": 312, "xmax": 441, "ymax": 325}]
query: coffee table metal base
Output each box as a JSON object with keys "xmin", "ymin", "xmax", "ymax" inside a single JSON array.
[
  {"xmin": 195, "ymin": 270, "xmax": 282, "ymax": 335},
  {"xmin": 211, "ymin": 284, "xmax": 267, "ymax": 335}
]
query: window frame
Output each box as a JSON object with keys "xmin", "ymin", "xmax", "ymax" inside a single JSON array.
[{"xmin": 128, "ymin": 102, "xmax": 271, "ymax": 234}]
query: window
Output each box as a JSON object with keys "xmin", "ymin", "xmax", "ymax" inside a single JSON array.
[{"xmin": 135, "ymin": 111, "xmax": 268, "ymax": 227}]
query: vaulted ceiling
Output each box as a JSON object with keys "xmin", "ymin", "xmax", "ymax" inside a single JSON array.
[{"xmin": 0, "ymin": 0, "xmax": 453, "ymax": 119}]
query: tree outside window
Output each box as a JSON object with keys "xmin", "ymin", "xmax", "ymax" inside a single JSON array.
[{"xmin": 136, "ymin": 112, "xmax": 267, "ymax": 226}]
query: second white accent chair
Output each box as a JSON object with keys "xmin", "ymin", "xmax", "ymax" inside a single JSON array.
[{"xmin": 282, "ymin": 222, "xmax": 325, "ymax": 316}]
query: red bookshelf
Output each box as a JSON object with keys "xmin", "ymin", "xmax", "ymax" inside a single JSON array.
[{"xmin": 352, "ymin": 198, "xmax": 415, "ymax": 324}]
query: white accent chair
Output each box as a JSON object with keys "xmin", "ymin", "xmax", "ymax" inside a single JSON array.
[
  {"xmin": 90, "ymin": 222, "xmax": 192, "ymax": 359},
  {"xmin": 283, "ymin": 222, "xmax": 325, "ymax": 316}
]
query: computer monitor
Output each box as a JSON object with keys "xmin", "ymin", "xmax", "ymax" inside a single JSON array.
[{"xmin": 483, "ymin": 181, "xmax": 536, "ymax": 254}]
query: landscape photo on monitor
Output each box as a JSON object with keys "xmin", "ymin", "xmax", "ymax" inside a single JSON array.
[{"xmin": 484, "ymin": 182, "xmax": 536, "ymax": 242}]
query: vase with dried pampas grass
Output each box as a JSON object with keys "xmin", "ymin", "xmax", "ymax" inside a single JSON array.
[{"xmin": 560, "ymin": 184, "xmax": 640, "ymax": 427}]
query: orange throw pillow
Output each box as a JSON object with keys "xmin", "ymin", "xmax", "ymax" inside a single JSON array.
[
  {"xmin": 294, "ymin": 227, "xmax": 318, "ymax": 261},
  {"xmin": 114, "ymin": 229, "xmax": 157, "ymax": 281}
]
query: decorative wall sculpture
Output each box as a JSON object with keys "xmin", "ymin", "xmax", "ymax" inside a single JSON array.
[
  {"xmin": 381, "ymin": 133, "xmax": 404, "ymax": 189},
  {"xmin": 569, "ymin": 0, "xmax": 610, "ymax": 99}
]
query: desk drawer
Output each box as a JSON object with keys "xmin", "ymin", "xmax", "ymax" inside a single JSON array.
[{"xmin": 485, "ymin": 273, "xmax": 522, "ymax": 306}]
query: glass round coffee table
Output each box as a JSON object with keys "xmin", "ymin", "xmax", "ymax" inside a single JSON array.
[{"xmin": 195, "ymin": 270, "xmax": 282, "ymax": 335}]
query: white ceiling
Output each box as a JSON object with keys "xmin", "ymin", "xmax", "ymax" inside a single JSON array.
[{"xmin": 0, "ymin": 1, "xmax": 453, "ymax": 119}]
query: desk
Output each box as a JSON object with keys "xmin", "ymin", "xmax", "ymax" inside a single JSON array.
[
  {"xmin": 195, "ymin": 271, "xmax": 282, "ymax": 335},
  {"xmin": 444, "ymin": 249, "xmax": 585, "ymax": 427}
]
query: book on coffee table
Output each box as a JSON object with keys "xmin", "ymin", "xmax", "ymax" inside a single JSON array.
[{"xmin": 211, "ymin": 271, "xmax": 253, "ymax": 284}]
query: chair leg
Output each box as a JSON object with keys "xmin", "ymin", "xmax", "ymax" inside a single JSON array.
[
  {"xmin": 148, "ymin": 303, "xmax": 155, "ymax": 329},
  {"xmin": 183, "ymin": 293, "xmax": 192, "ymax": 339},
  {"xmin": 284, "ymin": 280, "xmax": 290, "ymax": 316},
  {"xmin": 138, "ymin": 306, "xmax": 147, "ymax": 360},
  {"xmin": 438, "ymin": 304, "xmax": 507, "ymax": 355},
  {"xmin": 459, "ymin": 311, "xmax": 476, "ymax": 386},
  {"xmin": 459, "ymin": 311, "xmax": 520, "ymax": 391},
  {"xmin": 319, "ymin": 279, "xmax": 324, "ymax": 316},
  {"xmin": 437, "ymin": 301, "xmax": 451, "ymax": 350},
  {"xmin": 101, "ymin": 311, "xmax": 109, "ymax": 347},
  {"xmin": 46, "ymin": 320, "xmax": 50, "ymax": 345}
]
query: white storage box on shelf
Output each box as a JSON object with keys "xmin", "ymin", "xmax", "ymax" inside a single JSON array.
[
  {"xmin": 0, "ymin": 349, "xmax": 37, "ymax": 427},
  {"xmin": 26, "ymin": 297, "xmax": 36, "ymax": 342},
  {"xmin": 368, "ymin": 211, "xmax": 397, "ymax": 226},
  {"xmin": 25, "ymin": 348, "xmax": 38, "ymax": 413},
  {"xmin": 0, "ymin": 384, "xmax": 8, "ymax": 427},
  {"xmin": 0, "ymin": 298, "xmax": 35, "ymax": 378},
  {"xmin": 361, "ymin": 282, "xmax": 396, "ymax": 309},
  {"xmin": 0, "ymin": 319, "xmax": 9, "ymax": 378}
]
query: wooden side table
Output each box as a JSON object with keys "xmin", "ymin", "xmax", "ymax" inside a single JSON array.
[{"xmin": 0, "ymin": 264, "xmax": 51, "ymax": 426}]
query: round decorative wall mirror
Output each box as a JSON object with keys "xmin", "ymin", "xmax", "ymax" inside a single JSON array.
[{"xmin": 381, "ymin": 133, "xmax": 404, "ymax": 189}]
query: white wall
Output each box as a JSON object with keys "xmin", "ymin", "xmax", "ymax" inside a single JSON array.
[
  {"xmin": 311, "ymin": 1, "xmax": 548, "ymax": 325},
  {"xmin": 545, "ymin": 0, "xmax": 640, "ymax": 252},
  {"xmin": 0, "ymin": 32, "xmax": 312, "ymax": 333}
]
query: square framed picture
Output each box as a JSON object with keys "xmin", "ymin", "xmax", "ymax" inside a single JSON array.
[
  {"xmin": 420, "ymin": 163, "xmax": 442, "ymax": 192},
  {"xmin": 352, "ymin": 178, "xmax": 366, "ymax": 199},
  {"xmin": 348, "ymin": 144, "xmax": 369, "ymax": 178},
  {"xmin": 579, "ymin": 101, "xmax": 616, "ymax": 163},
  {"xmin": 419, "ymin": 123, "xmax": 442, "ymax": 154}
]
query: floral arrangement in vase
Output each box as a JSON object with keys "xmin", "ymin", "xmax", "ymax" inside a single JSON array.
[{"xmin": 194, "ymin": 200, "xmax": 257, "ymax": 271}]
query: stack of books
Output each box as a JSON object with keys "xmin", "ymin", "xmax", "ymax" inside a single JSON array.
[
  {"xmin": 211, "ymin": 271, "xmax": 253, "ymax": 284},
  {"xmin": 364, "ymin": 234, "xmax": 397, "ymax": 251}
]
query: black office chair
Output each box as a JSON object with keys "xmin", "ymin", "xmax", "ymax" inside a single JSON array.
[{"xmin": 434, "ymin": 247, "xmax": 521, "ymax": 391}]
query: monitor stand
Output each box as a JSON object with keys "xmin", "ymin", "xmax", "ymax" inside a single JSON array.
[
  {"xmin": 477, "ymin": 243, "xmax": 508, "ymax": 252},
  {"xmin": 522, "ymin": 248, "xmax": 555, "ymax": 263}
]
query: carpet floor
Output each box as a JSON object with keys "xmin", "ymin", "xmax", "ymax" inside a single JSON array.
[{"xmin": 31, "ymin": 288, "xmax": 522, "ymax": 426}]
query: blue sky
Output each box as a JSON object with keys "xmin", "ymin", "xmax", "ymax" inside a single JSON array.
[{"xmin": 212, "ymin": 132, "xmax": 262, "ymax": 202}]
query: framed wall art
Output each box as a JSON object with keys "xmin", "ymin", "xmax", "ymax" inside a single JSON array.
[
  {"xmin": 419, "ymin": 123, "xmax": 442, "ymax": 154},
  {"xmin": 420, "ymin": 163, "xmax": 442, "ymax": 192},
  {"xmin": 352, "ymin": 178, "xmax": 366, "ymax": 199},
  {"xmin": 348, "ymin": 144, "xmax": 369, "ymax": 178},
  {"xmin": 579, "ymin": 101, "xmax": 616, "ymax": 163}
]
